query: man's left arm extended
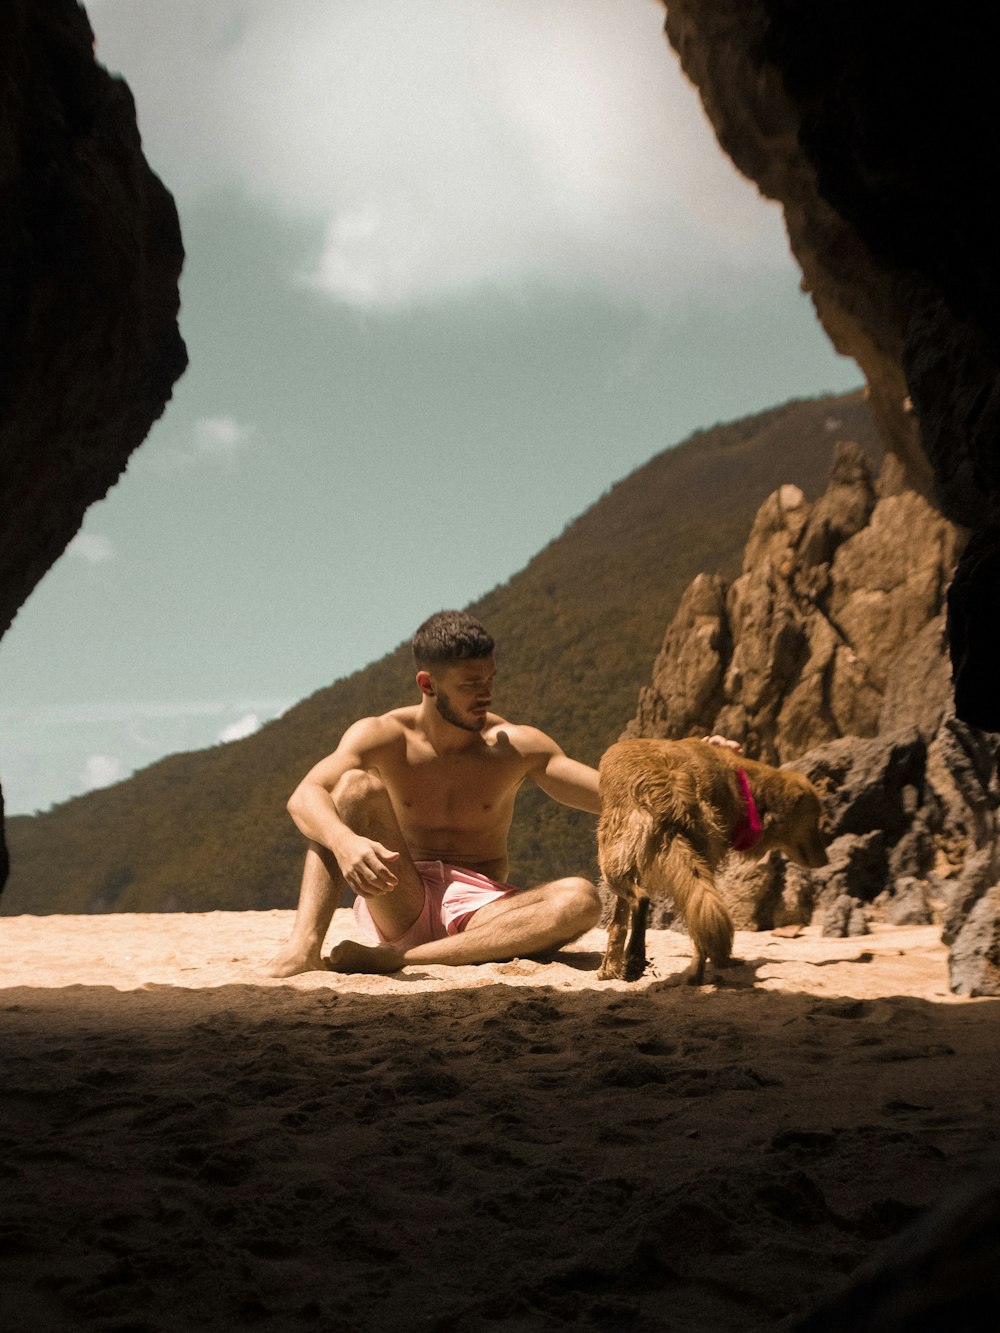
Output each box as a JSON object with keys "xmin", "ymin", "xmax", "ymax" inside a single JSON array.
[{"xmin": 527, "ymin": 733, "xmax": 602, "ymax": 815}]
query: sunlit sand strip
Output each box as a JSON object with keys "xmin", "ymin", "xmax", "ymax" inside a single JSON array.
[{"xmin": 0, "ymin": 911, "xmax": 977, "ymax": 1002}]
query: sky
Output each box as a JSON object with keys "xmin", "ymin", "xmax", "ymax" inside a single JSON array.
[{"xmin": 0, "ymin": 0, "xmax": 861, "ymax": 816}]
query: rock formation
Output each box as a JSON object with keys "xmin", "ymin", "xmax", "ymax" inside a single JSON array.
[
  {"xmin": 661, "ymin": 0, "xmax": 1000, "ymax": 731},
  {"xmin": 626, "ymin": 445, "xmax": 1000, "ymax": 995},
  {"xmin": 627, "ymin": 443, "xmax": 959, "ymax": 761},
  {"xmin": 0, "ymin": 2, "xmax": 186, "ymax": 884}
]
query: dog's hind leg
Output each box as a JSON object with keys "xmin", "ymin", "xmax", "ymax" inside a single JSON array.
[
  {"xmin": 597, "ymin": 893, "xmax": 632, "ymax": 980},
  {"xmin": 644, "ymin": 839, "xmax": 734, "ymax": 985},
  {"xmin": 624, "ymin": 890, "xmax": 650, "ymax": 982}
]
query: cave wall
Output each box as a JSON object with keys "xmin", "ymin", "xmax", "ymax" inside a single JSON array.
[
  {"xmin": 662, "ymin": 0, "xmax": 1000, "ymax": 730},
  {"xmin": 0, "ymin": 1, "xmax": 186, "ymax": 882}
]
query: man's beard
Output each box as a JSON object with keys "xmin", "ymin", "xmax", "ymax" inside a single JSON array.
[{"xmin": 434, "ymin": 689, "xmax": 485, "ymax": 732}]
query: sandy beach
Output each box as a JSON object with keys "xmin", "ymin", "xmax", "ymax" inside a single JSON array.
[{"xmin": 2, "ymin": 910, "xmax": 998, "ymax": 1330}]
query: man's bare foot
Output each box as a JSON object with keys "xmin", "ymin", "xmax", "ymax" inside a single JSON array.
[
  {"xmin": 327, "ymin": 939, "xmax": 404, "ymax": 975},
  {"xmin": 265, "ymin": 943, "xmax": 328, "ymax": 978}
]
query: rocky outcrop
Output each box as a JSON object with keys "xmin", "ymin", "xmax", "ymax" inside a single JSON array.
[
  {"xmin": 779, "ymin": 721, "xmax": 1000, "ymax": 945},
  {"xmin": 661, "ymin": 1, "xmax": 1000, "ymax": 731},
  {"xmin": 0, "ymin": 3, "xmax": 186, "ymax": 885},
  {"xmin": 627, "ymin": 450, "xmax": 1000, "ymax": 991},
  {"xmin": 627, "ymin": 443, "xmax": 960, "ymax": 761}
]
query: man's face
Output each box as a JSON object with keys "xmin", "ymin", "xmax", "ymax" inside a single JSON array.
[{"xmin": 431, "ymin": 658, "xmax": 496, "ymax": 732}]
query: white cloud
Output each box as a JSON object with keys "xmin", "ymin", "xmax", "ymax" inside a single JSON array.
[
  {"xmin": 194, "ymin": 415, "xmax": 254, "ymax": 457},
  {"xmin": 217, "ymin": 712, "xmax": 261, "ymax": 743},
  {"xmin": 80, "ymin": 754, "xmax": 124, "ymax": 791},
  {"xmin": 66, "ymin": 532, "xmax": 115, "ymax": 564},
  {"xmin": 86, "ymin": 0, "xmax": 790, "ymax": 312},
  {"xmin": 0, "ymin": 700, "xmax": 294, "ymax": 814},
  {"xmin": 0, "ymin": 699, "xmax": 291, "ymax": 729},
  {"xmin": 139, "ymin": 414, "xmax": 256, "ymax": 474}
]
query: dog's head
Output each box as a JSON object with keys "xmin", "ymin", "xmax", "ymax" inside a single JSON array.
[
  {"xmin": 773, "ymin": 785, "xmax": 829, "ymax": 868},
  {"xmin": 751, "ymin": 766, "xmax": 829, "ymax": 868}
]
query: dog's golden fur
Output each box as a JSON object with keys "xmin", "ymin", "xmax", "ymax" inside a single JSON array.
[{"xmin": 597, "ymin": 738, "xmax": 828, "ymax": 983}]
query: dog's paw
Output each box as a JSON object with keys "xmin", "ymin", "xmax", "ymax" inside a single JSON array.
[{"xmin": 623, "ymin": 956, "xmax": 649, "ymax": 983}]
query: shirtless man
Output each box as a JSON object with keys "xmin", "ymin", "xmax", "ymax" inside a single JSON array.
[{"xmin": 267, "ymin": 610, "xmax": 604, "ymax": 977}]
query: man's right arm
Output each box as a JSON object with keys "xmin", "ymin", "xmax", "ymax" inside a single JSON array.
[{"xmin": 286, "ymin": 716, "xmax": 402, "ymax": 896}]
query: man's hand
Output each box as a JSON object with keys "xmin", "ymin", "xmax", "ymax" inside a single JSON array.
[
  {"xmin": 702, "ymin": 734, "xmax": 743, "ymax": 753},
  {"xmin": 333, "ymin": 833, "xmax": 401, "ymax": 897}
]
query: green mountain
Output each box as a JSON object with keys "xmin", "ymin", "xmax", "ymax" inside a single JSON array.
[{"xmin": 2, "ymin": 390, "xmax": 879, "ymax": 915}]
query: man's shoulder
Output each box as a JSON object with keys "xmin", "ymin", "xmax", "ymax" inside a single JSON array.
[
  {"xmin": 346, "ymin": 708, "xmax": 413, "ymax": 746},
  {"xmin": 488, "ymin": 718, "xmax": 562, "ymax": 758}
]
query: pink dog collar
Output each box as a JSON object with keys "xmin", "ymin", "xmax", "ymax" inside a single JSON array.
[{"xmin": 731, "ymin": 768, "xmax": 762, "ymax": 851}]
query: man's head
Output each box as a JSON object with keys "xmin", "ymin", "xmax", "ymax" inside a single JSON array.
[{"xmin": 412, "ymin": 611, "xmax": 496, "ymax": 732}]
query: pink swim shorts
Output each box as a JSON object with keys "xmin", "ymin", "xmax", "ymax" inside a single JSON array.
[{"xmin": 352, "ymin": 860, "xmax": 525, "ymax": 951}]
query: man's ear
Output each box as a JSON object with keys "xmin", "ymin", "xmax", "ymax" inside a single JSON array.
[{"xmin": 416, "ymin": 670, "xmax": 434, "ymax": 696}]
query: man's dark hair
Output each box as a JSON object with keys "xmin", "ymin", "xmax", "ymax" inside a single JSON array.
[{"xmin": 412, "ymin": 610, "xmax": 495, "ymax": 670}]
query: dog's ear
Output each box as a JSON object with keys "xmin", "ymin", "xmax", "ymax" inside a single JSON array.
[
  {"xmin": 760, "ymin": 795, "xmax": 804, "ymax": 824},
  {"xmin": 759, "ymin": 796, "xmax": 798, "ymax": 836}
]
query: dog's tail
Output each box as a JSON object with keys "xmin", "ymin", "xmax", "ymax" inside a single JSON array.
[{"xmin": 645, "ymin": 837, "xmax": 734, "ymax": 969}]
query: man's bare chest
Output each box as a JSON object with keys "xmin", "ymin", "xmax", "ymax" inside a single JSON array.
[{"xmin": 380, "ymin": 745, "xmax": 525, "ymax": 829}]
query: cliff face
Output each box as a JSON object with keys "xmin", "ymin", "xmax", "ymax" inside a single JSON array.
[
  {"xmin": 662, "ymin": 0, "xmax": 1000, "ymax": 730},
  {"xmin": 0, "ymin": 2, "xmax": 186, "ymax": 883}
]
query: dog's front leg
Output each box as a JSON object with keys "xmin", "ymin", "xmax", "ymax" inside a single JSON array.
[
  {"xmin": 598, "ymin": 894, "xmax": 631, "ymax": 980},
  {"xmin": 624, "ymin": 892, "xmax": 650, "ymax": 982}
]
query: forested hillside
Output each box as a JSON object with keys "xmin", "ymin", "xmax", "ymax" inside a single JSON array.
[{"xmin": 3, "ymin": 391, "xmax": 879, "ymax": 913}]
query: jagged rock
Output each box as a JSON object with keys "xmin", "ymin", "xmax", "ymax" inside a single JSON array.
[
  {"xmin": 875, "ymin": 451, "xmax": 910, "ymax": 500},
  {"xmin": 786, "ymin": 723, "xmax": 998, "ymax": 975},
  {"xmin": 626, "ymin": 573, "xmax": 728, "ymax": 741},
  {"xmin": 874, "ymin": 878, "xmax": 933, "ymax": 927},
  {"xmin": 790, "ymin": 731, "xmax": 926, "ymax": 844},
  {"xmin": 663, "ymin": 0, "xmax": 1000, "ymax": 730},
  {"xmin": 741, "ymin": 482, "xmax": 810, "ymax": 575},
  {"xmin": 813, "ymin": 832, "xmax": 889, "ymax": 907},
  {"xmin": 628, "ymin": 445, "xmax": 958, "ymax": 763},
  {"xmin": 828, "ymin": 492, "xmax": 961, "ymax": 692},
  {"xmin": 777, "ymin": 614, "xmax": 881, "ymax": 758},
  {"xmin": 787, "ymin": 725, "xmax": 997, "ymax": 943},
  {"xmin": 781, "ymin": 862, "xmax": 820, "ymax": 928},
  {"xmin": 879, "ymin": 616, "xmax": 953, "ymax": 738},
  {"xmin": 715, "ymin": 484, "xmax": 813, "ymax": 758},
  {"xmin": 939, "ymin": 849, "xmax": 1000, "ymax": 948},
  {"xmin": 795, "ymin": 440, "xmax": 876, "ymax": 571},
  {"xmin": 925, "ymin": 717, "xmax": 1000, "ymax": 859},
  {"xmin": 887, "ymin": 812, "xmax": 935, "ymax": 881},
  {"xmin": 821, "ymin": 893, "xmax": 869, "ymax": 938},
  {"xmin": 948, "ymin": 887, "xmax": 1000, "ymax": 997}
]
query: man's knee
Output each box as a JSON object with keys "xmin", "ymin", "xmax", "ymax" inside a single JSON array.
[
  {"xmin": 550, "ymin": 876, "xmax": 601, "ymax": 932},
  {"xmin": 330, "ymin": 769, "xmax": 387, "ymax": 822}
]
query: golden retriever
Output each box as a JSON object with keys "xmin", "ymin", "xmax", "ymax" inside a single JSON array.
[{"xmin": 597, "ymin": 738, "xmax": 828, "ymax": 983}]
